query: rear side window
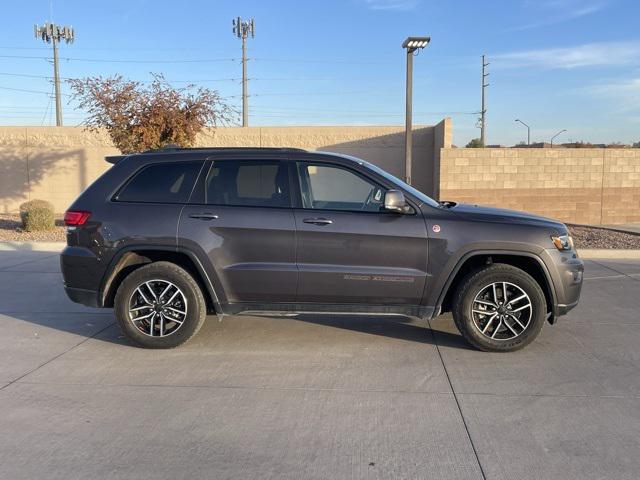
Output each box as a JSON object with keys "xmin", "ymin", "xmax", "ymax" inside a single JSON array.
[
  {"xmin": 205, "ymin": 160, "xmax": 290, "ymax": 208},
  {"xmin": 115, "ymin": 162, "xmax": 203, "ymax": 204}
]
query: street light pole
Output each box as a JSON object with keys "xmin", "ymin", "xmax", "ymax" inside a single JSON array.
[
  {"xmin": 515, "ymin": 119, "xmax": 531, "ymax": 146},
  {"xmin": 405, "ymin": 47, "xmax": 413, "ymax": 185},
  {"xmin": 550, "ymin": 129, "xmax": 567, "ymax": 147},
  {"xmin": 402, "ymin": 36, "xmax": 430, "ymax": 186}
]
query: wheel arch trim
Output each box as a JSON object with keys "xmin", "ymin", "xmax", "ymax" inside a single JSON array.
[
  {"xmin": 433, "ymin": 249, "xmax": 558, "ymax": 317},
  {"xmin": 99, "ymin": 245, "xmax": 222, "ymax": 313}
]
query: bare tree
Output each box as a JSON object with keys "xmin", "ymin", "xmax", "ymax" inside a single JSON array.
[{"xmin": 68, "ymin": 74, "xmax": 237, "ymax": 153}]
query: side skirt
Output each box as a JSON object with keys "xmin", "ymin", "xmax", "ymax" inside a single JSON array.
[{"xmin": 217, "ymin": 302, "xmax": 435, "ymax": 319}]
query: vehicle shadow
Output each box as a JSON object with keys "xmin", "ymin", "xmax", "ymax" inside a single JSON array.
[
  {"xmin": 258, "ymin": 313, "xmax": 473, "ymax": 350},
  {"xmin": 1, "ymin": 291, "xmax": 471, "ymax": 350}
]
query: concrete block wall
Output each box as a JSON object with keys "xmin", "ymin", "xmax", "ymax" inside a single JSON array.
[
  {"xmin": 440, "ymin": 148, "xmax": 640, "ymax": 225},
  {"xmin": 0, "ymin": 123, "xmax": 448, "ymax": 213}
]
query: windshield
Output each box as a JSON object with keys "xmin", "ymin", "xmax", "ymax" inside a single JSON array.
[{"xmin": 357, "ymin": 159, "xmax": 440, "ymax": 208}]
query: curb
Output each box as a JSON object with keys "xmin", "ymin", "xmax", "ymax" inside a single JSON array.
[
  {"xmin": 0, "ymin": 241, "xmax": 65, "ymax": 252},
  {"xmin": 578, "ymin": 249, "xmax": 640, "ymax": 259},
  {"xmin": 568, "ymin": 223, "xmax": 640, "ymax": 237}
]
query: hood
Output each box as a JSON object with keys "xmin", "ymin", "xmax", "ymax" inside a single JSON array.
[{"xmin": 447, "ymin": 202, "xmax": 566, "ymax": 231}]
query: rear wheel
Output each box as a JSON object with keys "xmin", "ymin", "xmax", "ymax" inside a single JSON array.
[
  {"xmin": 451, "ymin": 264, "xmax": 546, "ymax": 352},
  {"xmin": 114, "ymin": 261, "xmax": 206, "ymax": 348}
]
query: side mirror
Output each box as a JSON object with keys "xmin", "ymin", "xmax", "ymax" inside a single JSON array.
[{"xmin": 384, "ymin": 190, "xmax": 410, "ymax": 213}]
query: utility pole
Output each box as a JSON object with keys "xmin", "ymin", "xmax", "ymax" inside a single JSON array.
[
  {"xmin": 34, "ymin": 22, "xmax": 74, "ymax": 126},
  {"xmin": 480, "ymin": 55, "xmax": 489, "ymax": 147},
  {"xmin": 233, "ymin": 17, "xmax": 254, "ymax": 127}
]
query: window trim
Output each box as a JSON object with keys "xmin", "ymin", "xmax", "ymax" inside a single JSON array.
[
  {"xmin": 294, "ymin": 161, "xmax": 416, "ymax": 215},
  {"xmin": 188, "ymin": 158, "xmax": 294, "ymax": 209},
  {"xmin": 112, "ymin": 160, "xmax": 206, "ymax": 205}
]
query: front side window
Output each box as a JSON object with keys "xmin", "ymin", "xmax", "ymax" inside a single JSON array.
[
  {"xmin": 205, "ymin": 160, "xmax": 290, "ymax": 208},
  {"xmin": 115, "ymin": 161, "xmax": 203, "ymax": 204},
  {"xmin": 298, "ymin": 163, "xmax": 386, "ymax": 212}
]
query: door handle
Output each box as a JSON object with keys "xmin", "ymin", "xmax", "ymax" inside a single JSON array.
[
  {"xmin": 303, "ymin": 217, "xmax": 333, "ymax": 226},
  {"xmin": 188, "ymin": 213, "xmax": 219, "ymax": 220}
]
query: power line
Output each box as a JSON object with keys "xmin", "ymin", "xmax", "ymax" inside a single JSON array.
[
  {"xmin": 0, "ymin": 71, "xmax": 54, "ymax": 79},
  {"xmin": 228, "ymin": 90, "xmax": 389, "ymax": 98},
  {"xmin": 0, "ymin": 85, "xmax": 69, "ymax": 95},
  {"xmin": 0, "ymin": 54, "xmax": 239, "ymax": 63},
  {"xmin": 0, "ymin": 72, "xmax": 242, "ymax": 84},
  {"xmin": 250, "ymin": 111, "xmax": 476, "ymax": 118},
  {"xmin": 253, "ymin": 57, "xmax": 394, "ymax": 65}
]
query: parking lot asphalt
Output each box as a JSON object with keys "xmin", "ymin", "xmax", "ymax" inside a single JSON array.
[{"xmin": 0, "ymin": 246, "xmax": 639, "ymax": 480}]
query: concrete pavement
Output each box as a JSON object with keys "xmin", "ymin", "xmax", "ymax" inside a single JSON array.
[{"xmin": 0, "ymin": 246, "xmax": 639, "ymax": 479}]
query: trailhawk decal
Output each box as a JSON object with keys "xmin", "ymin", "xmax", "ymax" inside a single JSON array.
[{"xmin": 344, "ymin": 274, "xmax": 415, "ymax": 283}]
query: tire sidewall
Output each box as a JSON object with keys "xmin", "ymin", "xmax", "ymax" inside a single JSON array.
[
  {"xmin": 454, "ymin": 266, "xmax": 546, "ymax": 352},
  {"xmin": 114, "ymin": 262, "xmax": 205, "ymax": 348}
]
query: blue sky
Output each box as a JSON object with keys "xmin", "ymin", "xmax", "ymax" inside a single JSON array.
[{"xmin": 1, "ymin": 0, "xmax": 639, "ymax": 146}]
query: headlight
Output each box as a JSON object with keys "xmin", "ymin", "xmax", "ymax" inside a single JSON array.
[{"xmin": 551, "ymin": 234, "xmax": 574, "ymax": 251}]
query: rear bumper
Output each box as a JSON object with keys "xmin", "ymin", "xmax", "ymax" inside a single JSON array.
[
  {"xmin": 64, "ymin": 286, "xmax": 101, "ymax": 308},
  {"xmin": 60, "ymin": 245, "xmax": 107, "ymax": 307}
]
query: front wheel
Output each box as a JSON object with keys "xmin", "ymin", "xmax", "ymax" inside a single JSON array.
[
  {"xmin": 451, "ymin": 264, "xmax": 547, "ymax": 352},
  {"xmin": 114, "ymin": 261, "xmax": 207, "ymax": 348}
]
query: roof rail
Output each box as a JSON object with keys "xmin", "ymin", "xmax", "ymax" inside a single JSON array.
[
  {"xmin": 105, "ymin": 146, "xmax": 308, "ymax": 164},
  {"xmin": 141, "ymin": 146, "xmax": 308, "ymax": 154},
  {"xmin": 105, "ymin": 155, "xmax": 128, "ymax": 164}
]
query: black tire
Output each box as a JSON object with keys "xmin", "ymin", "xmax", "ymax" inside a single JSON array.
[
  {"xmin": 451, "ymin": 263, "xmax": 546, "ymax": 352},
  {"xmin": 114, "ymin": 261, "xmax": 206, "ymax": 349}
]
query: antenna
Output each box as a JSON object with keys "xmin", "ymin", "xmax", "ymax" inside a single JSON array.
[
  {"xmin": 34, "ymin": 21, "xmax": 75, "ymax": 126},
  {"xmin": 232, "ymin": 17, "xmax": 255, "ymax": 127}
]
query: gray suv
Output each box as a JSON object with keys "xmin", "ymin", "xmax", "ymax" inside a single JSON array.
[{"xmin": 61, "ymin": 147, "xmax": 583, "ymax": 352}]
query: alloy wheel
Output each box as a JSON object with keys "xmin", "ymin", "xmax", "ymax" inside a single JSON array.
[
  {"xmin": 471, "ymin": 281, "xmax": 532, "ymax": 341},
  {"xmin": 128, "ymin": 279, "xmax": 188, "ymax": 337}
]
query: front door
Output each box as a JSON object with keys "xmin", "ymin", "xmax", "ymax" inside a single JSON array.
[
  {"xmin": 293, "ymin": 161, "xmax": 428, "ymax": 305},
  {"xmin": 178, "ymin": 158, "xmax": 297, "ymax": 305}
]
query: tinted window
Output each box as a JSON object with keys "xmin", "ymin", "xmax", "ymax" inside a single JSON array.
[
  {"xmin": 116, "ymin": 162, "xmax": 203, "ymax": 204},
  {"xmin": 298, "ymin": 163, "xmax": 386, "ymax": 212},
  {"xmin": 205, "ymin": 161, "xmax": 290, "ymax": 207}
]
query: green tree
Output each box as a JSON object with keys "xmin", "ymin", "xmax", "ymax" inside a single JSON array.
[
  {"xmin": 68, "ymin": 74, "xmax": 236, "ymax": 154},
  {"xmin": 465, "ymin": 138, "xmax": 483, "ymax": 148}
]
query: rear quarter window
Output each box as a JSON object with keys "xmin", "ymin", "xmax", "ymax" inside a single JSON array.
[{"xmin": 115, "ymin": 161, "xmax": 203, "ymax": 204}]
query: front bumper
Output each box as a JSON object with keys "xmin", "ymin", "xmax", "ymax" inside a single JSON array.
[{"xmin": 541, "ymin": 248, "xmax": 584, "ymax": 318}]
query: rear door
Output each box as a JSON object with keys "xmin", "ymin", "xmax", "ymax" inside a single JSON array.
[
  {"xmin": 178, "ymin": 156, "xmax": 297, "ymax": 305},
  {"xmin": 293, "ymin": 159, "xmax": 429, "ymax": 305}
]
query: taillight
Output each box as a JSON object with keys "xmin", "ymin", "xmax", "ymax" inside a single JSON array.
[{"xmin": 64, "ymin": 210, "xmax": 91, "ymax": 226}]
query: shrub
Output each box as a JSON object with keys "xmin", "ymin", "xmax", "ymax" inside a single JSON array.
[
  {"xmin": 67, "ymin": 74, "xmax": 236, "ymax": 154},
  {"xmin": 19, "ymin": 199, "xmax": 56, "ymax": 232}
]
